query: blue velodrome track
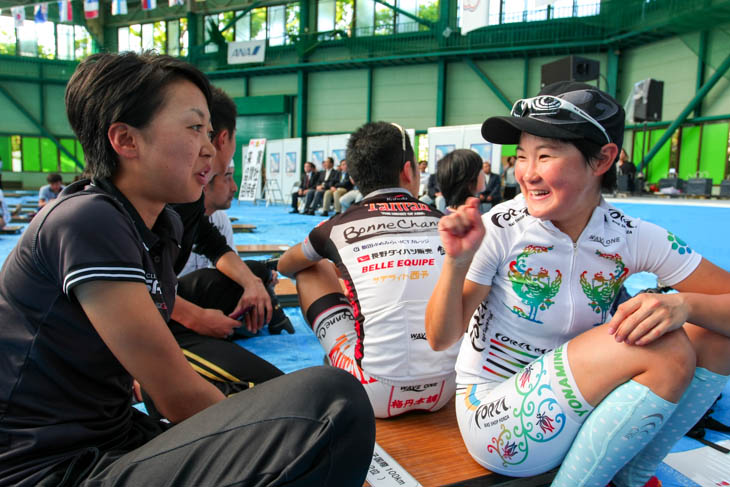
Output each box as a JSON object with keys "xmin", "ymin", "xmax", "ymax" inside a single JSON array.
[{"xmin": 2, "ymin": 191, "xmax": 729, "ymax": 486}]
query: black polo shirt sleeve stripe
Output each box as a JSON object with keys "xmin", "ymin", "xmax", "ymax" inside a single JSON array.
[
  {"xmin": 34, "ymin": 192, "xmax": 146, "ymax": 299},
  {"xmin": 63, "ymin": 265, "xmax": 146, "ymax": 296}
]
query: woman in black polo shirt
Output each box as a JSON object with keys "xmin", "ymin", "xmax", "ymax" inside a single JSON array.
[{"xmin": 0, "ymin": 52, "xmax": 373, "ymax": 487}]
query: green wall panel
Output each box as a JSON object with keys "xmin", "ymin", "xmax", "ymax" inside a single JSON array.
[
  {"xmin": 372, "ymin": 65, "xmax": 437, "ymax": 131},
  {"xmin": 44, "ymin": 85, "xmax": 75, "ymax": 136},
  {"xmin": 0, "ymin": 84, "xmax": 38, "ymax": 134},
  {"xmin": 0, "ymin": 136, "xmax": 11, "ymax": 170},
  {"xmin": 308, "ymin": 70, "xmax": 368, "ymax": 133},
  {"xmin": 646, "ymin": 129, "xmax": 671, "ymax": 183},
  {"xmin": 60, "ymin": 139, "xmax": 78, "ymax": 173},
  {"xmin": 76, "ymin": 141, "xmax": 85, "ymax": 166},
  {"xmin": 698, "ymin": 122, "xmax": 728, "ymax": 183},
  {"xmin": 40, "ymin": 138, "xmax": 58, "ymax": 172},
  {"xmin": 445, "ymin": 59, "xmax": 520, "ymax": 126},
  {"xmin": 678, "ymin": 126, "xmax": 700, "ymax": 180},
  {"xmin": 699, "ymin": 27, "xmax": 730, "ymax": 117},
  {"xmin": 249, "ymin": 74, "xmax": 298, "ymax": 96},
  {"xmin": 213, "ymin": 79, "xmax": 247, "ymax": 98},
  {"xmin": 22, "ymin": 137, "xmax": 40, "ymax": 172}
]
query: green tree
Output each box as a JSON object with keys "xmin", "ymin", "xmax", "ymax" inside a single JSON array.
[
  {"xmin": 335, "ymin": 0, "xmax": 354, "ymax": 37},
  {"xmin": 251, "ymin": 7, "xmax": 267, "ymax": 39},
  {"xmin": 375, "ymin": 2, "xmax": 394, "ymax": 35},
  {"xmin": 285, "ymin": 3, "xmax": 300, "ymax": 42}
]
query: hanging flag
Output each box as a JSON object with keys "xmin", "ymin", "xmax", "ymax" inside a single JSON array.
[
  {"xmin": 57, "ymin": 0, "xmax": 73, "ymax": 22},
  {"xmin": 34, "ymin": 3, "xmax": 48, "ymax": 23},
  {"xmin": 111, "ymin": 0, "xmax": 127, "ymax": 15},
  {"xmin": 141, "ymin": 0, "xmax": 157, "ymax": 10},
  {"xmin": 168, "ymin": 0, "xmax": 184, "ymax": 7},
  {"xmin": 11, "ymin": 6, "xmax": 26, "ymax": 27},
  {"xmin": 84, "ymin": 0, "xmax": 99, "ymax": 18}
]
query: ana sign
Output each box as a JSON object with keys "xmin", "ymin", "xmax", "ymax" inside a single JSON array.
[{"xmin": 227, "ymin": 40, "xmax": 266, "ymax": 64}]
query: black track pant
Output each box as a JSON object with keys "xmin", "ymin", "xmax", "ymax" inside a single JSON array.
[
  {"xmin": 166, "ymin": 264, "xmax": 284, "ymax": 400},
  {"xmin": 43, "ymin": 367, "xmax": 375, "ymax": 487}
]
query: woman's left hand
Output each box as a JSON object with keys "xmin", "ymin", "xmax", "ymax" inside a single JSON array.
[{"xmin": 606, "ymin": 292, "xmax": 689, "ymax": 346}]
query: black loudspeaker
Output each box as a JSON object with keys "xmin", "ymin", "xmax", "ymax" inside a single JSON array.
[
  {"xmin": 720, "ymin": 179, "xmax": 730, "ymax": 197},
  {"xmin": 634, "ymin": 79, "xmax": 664, "ymax": 122},
  {"xmin": 686, "ymin": 178, "xmax": 713, "ymax": 196},
  {"xmin": 540, "ymin": 56, "xmax": 600, "ymax": 87}
]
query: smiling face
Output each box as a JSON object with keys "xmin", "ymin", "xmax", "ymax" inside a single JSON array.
[
  {"xmin": 515, "ymin": 132, "xmax": 603, "ymax": 240},
  {"xmin": 135, "ymin": 80, "xmax": 215, "ymax": 205}
]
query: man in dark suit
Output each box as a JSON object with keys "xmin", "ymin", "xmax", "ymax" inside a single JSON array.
[
  {"xmin": 478, "ymin": 160, "xmax": 502, "ymax": 213},
  {"xmin": 320, "ymin": 159, "xmax": 354, "ymax": 216},
  {"xmin": 308, "ymin": 157, "xmax": 339, "ymax": 215},
  {"xmin": 290, "ymin": 161, "xmax": 319, "ymax": 214}
]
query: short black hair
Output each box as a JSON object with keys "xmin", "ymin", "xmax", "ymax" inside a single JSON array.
[
  {"xmin": 572, "ymin": 138, "xmax": 616, "ymax": 192},
  {"xmin": 210, "ymin": 86, "xmax": 237, "ymax": 140},
  {"xmin": 46, "ymin": 173, "xmax": 62, "ymax": 184},
  {"xmin": 65, "ymin": 52, "xmax": 212, "ymax": 180},
  {"xmin": 437, "ymin": 149, "xmax": 483, "ymax": 208},
  {"xmin": 346, "ymin": 121, "xmax": 415, "ymax": 196}
]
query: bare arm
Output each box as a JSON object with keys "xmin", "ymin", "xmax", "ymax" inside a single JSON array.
[
  {"xmin": 75, "ymin": 280, "xmax": 225, "ymax": 423},
  {"xmin": 278, "ymin": 243, "xmax": 318, "ymax": 278},
  {"xmin": 426, "ymin": 198, "xmax": 490, "ymax": 350},
  {"xmin": 215, "ymin": 250, "xmax": 272, "ymax": 333},
  {"xmin": 608, "ymin": 258, "xmax": 730, "ymax": 345}
]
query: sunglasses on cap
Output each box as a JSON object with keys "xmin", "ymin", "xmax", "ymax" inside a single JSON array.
[{"xmin": 511, "ymin": 95, "xmax": 611, "ymax": 144}]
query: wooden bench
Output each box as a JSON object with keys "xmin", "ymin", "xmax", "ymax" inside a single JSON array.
[
  {"xmin": 273, "ymin": 278, "xmax": 299, "ymax": 307},
  {"xmin": 366, "ymin": 398, "xmax": 557, "ymax": 487},
  {"xmin": 236, "ymin": 244, "xmax": 290, "ymax": 257},
  {"xmin": 0, "ymin": 225, "xmax": 22, "ymax": 234},
  {"xmin": 232, "ymin": 223, "xmax": 256, "ymax": 233}
]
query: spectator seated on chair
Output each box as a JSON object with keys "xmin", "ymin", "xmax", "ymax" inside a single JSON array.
[
  {"xmin": 309, "ymin": 157, "xmax": 339, "ymax": 215},
  {"xmin": 320, "ymin": 159, "xmax": 353, "ymax": 216},
  {"xmin": 290, "ymin": 161, "xmax": 319, "ymax": 214},
  {"xmin": 279, "ymin": 121, "xmax": 460, "ymax": 418}
]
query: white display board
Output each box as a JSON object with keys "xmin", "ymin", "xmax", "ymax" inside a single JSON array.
[
  {"xmin": 427, "ymin": 124, "xmax": 502, "ymax": 174},
  {"xmin": 307, "ymin": 135, "xmax": 329, "ymax": 169},
  {"xmin": 265, "ymin": 138, "xmax": 302, "ymax": 200},
  {"xmin": 238, "ymin": 138, "xmax": 266, "ymax": 201}
]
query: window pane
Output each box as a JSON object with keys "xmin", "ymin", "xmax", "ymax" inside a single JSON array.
[
  {"xmin": 60, "ymin": 139, "xmax": 77, "ymax": 173},
  {"xmin": 22, "ymin": 137, "xmax": 40, "ymax": 172},
  {"xmin": 40, "ymin": 138, "xmax": 58, "ymax": 172},
  {"xmin": 167, "ymin": 20, "xmax": 179, "ymax": 56},
  {"xmin": 235, "ymin": 12, "xmax": 251, "ymax": 41},
  {"xmin": 17, "ymin": 21, "xmax": 38, "ymax": 57},
  {"xmin": 118, "ymin": 26, "xmax": 130, "ymax": 52},
  {"xmin": 0, "ymin": 16, "xmax": 15, "ymax": 55},
  {"xmin": 397, "ymin": 0, "xmax": 417, "ymax": 33},
  {"xmin": 11, "ymin": 136, "xmax": 22, "ymax": 172},
  {"xmin": 374, "ymin": 0, "xmax": 394, "ymax": 35},
  {"xmin": 141, "ymin": 23, "xmax": 154, "ymax": 50},
  {"xmin": 576, "ymin": 0, "xmax": 599, "ymax": 16},
  {"xmin": 251, "ymin": 8, "xmax": 267, "ymax": 40},
  {"xmin": 37, "ymin": 20, "xmax": 55, "ymax": 58},
  {"xmin": 127, "ymin": 24, "xmax": 141, "ymax": 52},
  {"xmin": 220, "ymin": 11, "xmax": 235, "ymax": 42},
  {"xmin": 153, "ymin": 21, "xmax": 166, "ymax": 52},
  {"xmin": 356, "ymin": 0, "xmax": 375, "ymax": 35},
  {"xmin": 502, "ymin": 0, "xmax": 526, "ymax": 23},
  {"xmin": 551, "ymin": 0, "xmax": 574, "ymax": 18},
  {"xmin": 418, "ymin": 0, "xmax": 439, "ymax": 30},
  {"xmin": 75, "ymin": 25, "xmax": 92, "ymax": 59},
  {"xmin": 269, "ymin": 5, "xmax": 285, "ymax": 46},
  {"xmin": 336, "ymin": 0, "xmax": 354, "ymax": 36},
  {"xmin": 526, "ymin": 0, "xmax": 548, "ymax": 21},
  {"xmin": 318, "ymin": 0, "xmax": 335, "ymax": 33},
  {"xmin": 285, "ymin": 3, "xmax": 299, "ymax": 43},
  {"xmin": 58, "ymin": 24, "xmax": 74, "ymax": 59},
  {"xmin": 179, "ymin": 17, "xmax": 188, "ymax": 56},
  {"xmin": 204, "ymin": 14, "xmax": 219, "ymax": 53}
]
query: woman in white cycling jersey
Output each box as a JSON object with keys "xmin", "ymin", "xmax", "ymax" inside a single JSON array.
[{"xmin": 426, "ymin": 81, "xmax": 730, "ymax": 487}]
